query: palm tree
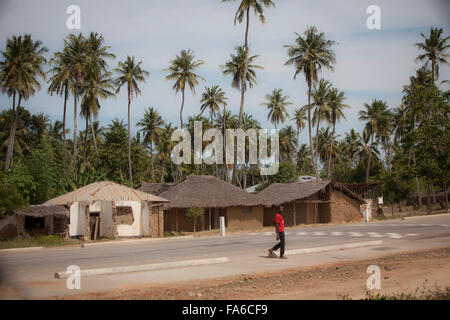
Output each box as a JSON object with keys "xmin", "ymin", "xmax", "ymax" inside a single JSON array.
[
  {"xmin": 261, "ymin": 88, "xmax": 291, "ymax": 129},
  {"xmin": 415, "ymin": 27, "xmax": 450, "ymax": 81},
  {"xmin": 284, "ymin": 26, "xmax": 336, "ymax": 180},
  {"xmin": 358, "ymin": 99, "xmax": 392, "ymax": 182},
  {"xmin": 80, "ymin": 70, "xmax": 114, "ymax": 165},
  {"xmin": 164, "ymin": 49, "xmax": 204, "ymax": 129},
  {"xmin": 344, "ymin": 129, "xmax": 362, "ymax": 167},
  {"xmin": 58, "ymin": 33, "xmax": 90, "ymax": 165},
  {"xmin": 0, "ymin": 34, "xmax": 48, "ymax": 171},
  {"xmin": 114, "ymin": 56, "xmax": 150, "ymax": 186},
  {"xmin": 291, "ymin": 106, "xmax": 307, "ymax": 164},
  {"xmin": 137, "ymin": 107, "xmax": 165, "ymax": 182},
  {"xmin": 357, "ymin": 128, "xmax": 380, "ymax": 178},
  {"xmin": 326, "ymin": 88, "xmax": 349, "ymax": 177},
  {"xmin": 221, "ymin": 45, "xmax": 263, "ymax": 184},
  {"xmin": 48, "ymin": 50, "xmax": 71, "ymax": 162},
  {"xmin": 311, "ymin": 79, "xmax": 332, "ymax": 174},
  {"xmin": 279, "ymin": 125, "xmax": 297, "ymax": 163},
  {"xmin": 221, "ymin": 0, "xmax": 274, "ymax": 185},
  {"xmin": 200, "ymin": 85, "xmax": 228, "ymax": 125}
]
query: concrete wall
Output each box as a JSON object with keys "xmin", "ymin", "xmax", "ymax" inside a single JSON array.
[
  {"xmin": 116, "ymin": 200, "xmax": 144, "ymax": 237},
  {"xmin": 69, "ymin": 202, "xmax": 88, "ymax": 237},
  {"xmin": 330, "ymin": 190, "xmax": 363, "ymax": 223},
  {"xmin": 100, "ymin": 201, "xmax": 114, "ymax": 238}
]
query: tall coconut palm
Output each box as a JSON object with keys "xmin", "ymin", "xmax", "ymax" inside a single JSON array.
[
  {"xmin": 311, "ymin": 78, "xmax": 332, "ymax": 174},
  {"xmin": 48, "ymin": 51, "xmax": 71, "ymax": 162},
  {"xmin": 59, "ymin": 33, "xmax": 90, "ymax": 165},
  {"xmin": 284, "ymin": 26, "xmax": 336, "ymax": 180},
  {"xmin": 221, "ymin": 0, "xmax": 274, "ymax": 185},
  {"xmin": 0, "ymin": 34, "xmax": 48, "ymax": 171},
  {"xmin": 221, "ymin": 45, "xmax": 262, "ymax": 183},
  {"xmin": 358, "ymin": 99, "xmax": 392, "ymax": 182},
  {"xmin": 114, "ymin": 56, "xmax": 150, "ymax": 187},
  {"xmin": 200, "ymin": 85, "xmax": 228, "ymax": 125},
  {"xmin": 137, "ymin": 107, "xmax": 165, "ymax": 182},
  {"xmin": 80, "ymin": 70, "xmax": 114, "ymax": 165},
  {"xmin": 261, "ymin": 88, "xmax": 291, "ymax": 129},
  {"xmin": 291, "ymin": 106, "xmax": 307, "ymax": 163},
  {"xmin": 326, "ymin": 88, "xmax": 349, "ymax": 177},
  {"xmin": 415, "ymin": 27, "xmax": 450, "ymax": 81},
  {"xmin": 164, "ymin": 49, "xmax": 204, "ymax": 130}
]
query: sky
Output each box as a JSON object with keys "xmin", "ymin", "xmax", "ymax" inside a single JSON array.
[{"xmin": 0, "ymin": 0, "xmax": 449, "ymax": 146}]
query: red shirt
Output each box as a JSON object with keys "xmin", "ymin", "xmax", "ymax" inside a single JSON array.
[{"xmin": 273, "ymin": 213, "xmax": 285, "ymax": 232}]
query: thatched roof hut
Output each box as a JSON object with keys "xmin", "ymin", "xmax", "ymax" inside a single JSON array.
[
  {"xmin": 258, "ymin": 180, "xmax": 366, "ymax": 206},
  {"xmin": 15, "ymin": 205, "xmax": 69, "ymax": 217},
  {"xmin": 158, "ymin": 175, "xmax": 265, "ymax": 209},
  {"xmin": 43, "ymin": 181, "xmax": 169, "ymax": 205},
  {"xmin": 138, "ymin": 182, "xmax": 175, "ymax": 195}
]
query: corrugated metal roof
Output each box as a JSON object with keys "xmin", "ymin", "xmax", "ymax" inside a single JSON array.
[{"xmin": 43, "ymin": 181, "xmax": 169, "ymax": 205}]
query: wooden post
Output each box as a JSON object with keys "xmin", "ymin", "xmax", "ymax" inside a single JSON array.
[
  {"xmin": 93, "ymin": 216, "xmax": 99, "ymax": 241},
  {"xmin": 209, "ymin": 208, "xmax": 211, "ymax": 231},
  {"xmin": 293, "ymin": 201, "xmax": 297, "ymax": 226},
  {"xmin": 175, "ymin": 208, "xmax": 179, "ymax": 233}
]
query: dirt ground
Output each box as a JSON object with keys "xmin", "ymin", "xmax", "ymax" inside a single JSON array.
[{"xmin": 54, "ymin": 246, "xmax": 450, "ymax": 300}]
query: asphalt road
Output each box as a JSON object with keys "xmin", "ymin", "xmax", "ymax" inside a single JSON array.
[{"xmin": 1, "ymin": 213, "xmax": 449, "ymax": 298}]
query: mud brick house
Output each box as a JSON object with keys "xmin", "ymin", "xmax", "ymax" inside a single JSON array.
[
  {"xmin": 43, "ymin": 181, "xmax": 169, "ymax": 239},
  {"xmin": 142, "ymin": 175, "xmax": 266, "ymax": 233},
  {"xmin": 258, "ymin": 180, "xmax": 366, "ymax": 227},
  {"xmin": 0, "ymin": 205, "xmax": 69, "ymax": 240}
]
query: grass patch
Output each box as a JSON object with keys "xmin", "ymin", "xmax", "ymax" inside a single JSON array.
[
  {"xmin": 164, "ymin": 231, "xmax": 185, "ymax": 237},
  {"xmin": 0, "ymin": 235, "xmax": 70, "ymax": 249}
]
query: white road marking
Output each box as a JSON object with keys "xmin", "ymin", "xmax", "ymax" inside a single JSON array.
[
  {"xmin": 385, "ymin": 233, "xmax": 404, "ymax": 239},
  {"xmin": 405, "ymin": 233, "xmax": 419, "ymax": 236},
  {"xmin": 248, "ymin": 233, "xmax": 258, "ymax": 236},
  {"xmin": 312, "ymin": 231, "xmax": 326, "ymax": 236},
  {"xmin": 367, "ymin": 232, "xmax": 385, "ymax": 238},
  {"xmin": 296, "ymin": 232, "xmax": 308, "ymax": 236},
  {"xmin": 330, "ymin": 231, "xmax": 344, "ymax": 236},
  {"xmin": 347, "ymin": 232, "xmax": 363, "ymax": 237},
  {"xmin": 263, "ymin": 232, "xmax": 274, "ymax": 236}
]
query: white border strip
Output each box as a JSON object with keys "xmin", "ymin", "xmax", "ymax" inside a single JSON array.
[
  {"xmin": 54, "ymin": 257, "xmax": 229, "ymax": 279},
  {"xmin": 285, "ymin": 240, "xmax": 383, "ymax": 256}
]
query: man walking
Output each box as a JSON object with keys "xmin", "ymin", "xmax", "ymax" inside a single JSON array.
[{"xmin": 268, "ymin": 206, "xmax": 287, "ymax": 259}]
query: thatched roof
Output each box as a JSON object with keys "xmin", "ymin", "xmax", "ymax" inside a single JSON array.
[
  {"xmin": 158, "ymin": 175, "xmax": 265, "ymax": 209},
  {"xmin": 15, "ymin": 205, "xmax": 69, "ymax": 217},
  {"xmin": 43, "ymin": 181, "xmax": 169, "ymax": 205},
  {"xmin": 258, "ymin": 180, "xmax": 366, "ymax": 206},
  {"xmin": 138, "ymin": 182, "xmax": 175, "ymax": 195}
]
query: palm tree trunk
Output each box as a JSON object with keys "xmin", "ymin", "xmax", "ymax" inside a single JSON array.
[
  {"xmin": 4, "ymin": 94, "xmax": 21, "ymax": 171},
  {"xmin": 232, "ymin": 7, "xmax": 250, "ymax": 187},
  {"xmin": 127, "ymin": 89, "xmax": 133, "ymax": 187},
  {"xmin": 63, "ymin": 85, "xmax": 68, "ymax": 164},
  {"xmin": 366, "ymin": 135, "xmax": 374, "ymax": 183},
  {"xmin": 315, "ymin": 115, "xmax": 320, "ymax": 177},
  {"xmin": 296, "ymin": 129, "xmax": 300, "ymax": 167},
  {"xmin": 180, "ymin": 88, "xmax": 185, "ymax": 130},
  {"xmin": 83, "ymin": 116, "xmax": 88, "ymax": 166},
  {"xmin": 72, "ymin": 93, "xmax": 78, "ymax": 165},
  {"xmin": 328, "ymin": 123, "xmax": 335, "ymax": 178},
  {"xmin": 150, "ymin": 143, "xmax": 155, "ymax": 182},
  {"xmin": 307, "ymin": 86, "xmax": 318, "ymax": 180},
  {"xmin": 412, "ymin": 150, "xmax": 422, "ymax": 207},
  {"xmin": 89, "ymin": 115, "xmax": 98, "ymax": 155}
]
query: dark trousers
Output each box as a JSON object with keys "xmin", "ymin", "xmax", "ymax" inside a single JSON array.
[{"xmin": 272, "ymin": 231, "xmax": 285, "ymax": 256}]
